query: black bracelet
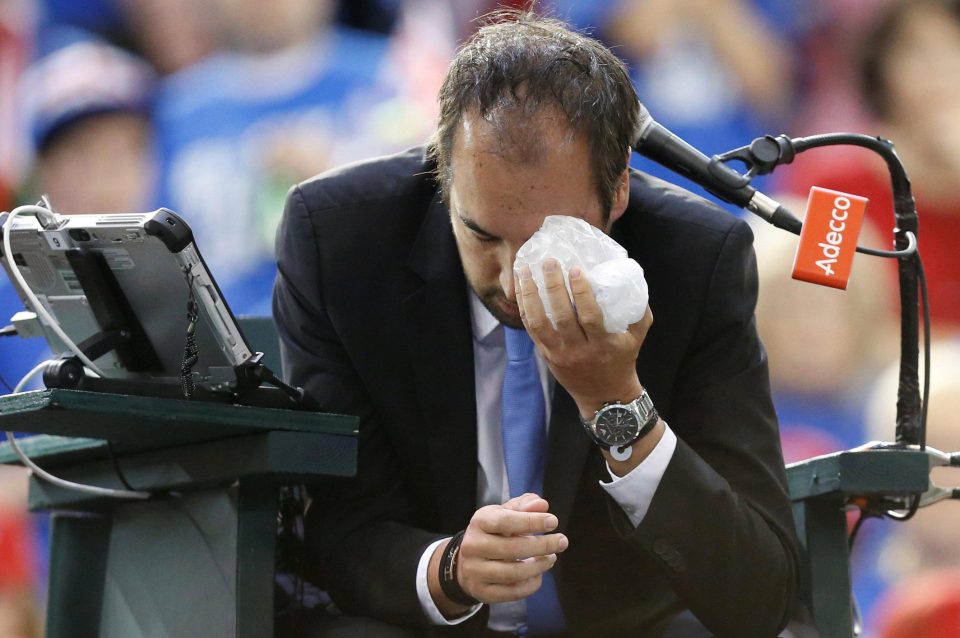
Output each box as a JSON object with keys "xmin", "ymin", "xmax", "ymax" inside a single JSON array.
[{"xmin": 438, "ymin": 530, "xmax": 479, "ymax": 607}]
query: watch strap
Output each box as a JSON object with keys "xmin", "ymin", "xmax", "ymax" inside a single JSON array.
[{"xmin": 579, "ymin": 390, "xmax": 659, "ymax": 449}]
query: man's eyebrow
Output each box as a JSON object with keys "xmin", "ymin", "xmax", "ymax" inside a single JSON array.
[{"xmin": 458, "ymin": 212, "xmax": 498, "ymax": 239}]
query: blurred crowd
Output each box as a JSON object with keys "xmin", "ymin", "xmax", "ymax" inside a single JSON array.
[{"xmin": 0, "ymin": 0, "xmax": 958, "ymax": 636}]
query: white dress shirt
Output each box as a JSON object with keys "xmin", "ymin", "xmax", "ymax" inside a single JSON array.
[{"xmin": 415, "ymin": 291, "xmax": 678, "ymax": 630}]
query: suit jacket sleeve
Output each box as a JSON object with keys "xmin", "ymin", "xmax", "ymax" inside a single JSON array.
[
  {"xmin": 273, "ymin": 184, "xmax": 446, "ymax": 629},
  {"xmin": 627, "ymin": 220, "xmax": 799, "ymax": 637}
]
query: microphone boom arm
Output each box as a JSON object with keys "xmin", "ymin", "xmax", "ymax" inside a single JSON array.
[{"xmin": 633, "ymin": 108, "xmax": 925, "ymax": 451}]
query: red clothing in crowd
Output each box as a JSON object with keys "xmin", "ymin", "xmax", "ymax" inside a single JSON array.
[
  {"xmin": 781, "ymin": 149, "xmax": 960, "ymax": 329},
  {"xmin": 875, "ymin": 569, "xmax": 960, "ymax": 638},
  {"xmin": 0, "ymin": 509, "xmax": 34, "ymax": 590}
]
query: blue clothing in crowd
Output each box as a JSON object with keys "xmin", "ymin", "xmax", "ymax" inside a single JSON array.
[
  {"xmin": 551, "ymin": 0, "xmax": 810, "ymax": 213},
  {"xmin": 151, "ymin": 27, "xmax": 394, "ymax": 316},
  {"xmin": 0, "ymin": 280, "xmax": 48, "ymax": 393}
]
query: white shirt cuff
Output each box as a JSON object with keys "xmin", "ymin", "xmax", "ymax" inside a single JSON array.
[
  {"xmin": 416, "ymin": 538, "xmax": 483, "ymax": 625},
  {"xmin": 599, "ymin": 423, "xmax": 678, "ymax": 527}
]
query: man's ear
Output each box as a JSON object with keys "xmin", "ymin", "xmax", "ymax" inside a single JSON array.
[{"xmin": 608, "ymin": 159, "xmax": 631, "ymax": 226}]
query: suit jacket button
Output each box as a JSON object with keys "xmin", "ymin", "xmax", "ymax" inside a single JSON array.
[
  {"xmin": 652, "ymin": 538, "xmax": 670, "ymax": 556},
  {"xmin": 668, "ymin": 555, "xmax": 687, "ymax": 573}
]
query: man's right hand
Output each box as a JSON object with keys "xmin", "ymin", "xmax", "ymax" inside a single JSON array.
[{"xmin": 428, "ymin": 493, "xmax": 569, "ymax": 618}]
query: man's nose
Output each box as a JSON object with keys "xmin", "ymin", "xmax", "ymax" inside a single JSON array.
[{"xmin": 501, "ymin": 249, "xmax": 519, "ymax": 299}]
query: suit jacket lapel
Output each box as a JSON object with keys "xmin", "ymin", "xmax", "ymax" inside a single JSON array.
[
  {"xmin": 400, "ymin": 193, "xmax": 478, "ymax": 532},
  {"xmin": 544, "ymin": 385, "xmax": 592, "ymax": 535}
]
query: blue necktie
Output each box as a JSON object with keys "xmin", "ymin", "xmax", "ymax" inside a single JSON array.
[{"xmin": 501, "ymin": 326, "xmax": 566, "ymax": 636}]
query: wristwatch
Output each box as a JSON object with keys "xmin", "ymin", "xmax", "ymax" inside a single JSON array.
[{"xmin": 579, "ymin": 389, "xmax": 659, "ymax": 461}]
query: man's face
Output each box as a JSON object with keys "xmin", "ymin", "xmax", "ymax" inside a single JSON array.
[{"xmin": 448, "ymin": 110, "xmax": 627, "ymax": 329}]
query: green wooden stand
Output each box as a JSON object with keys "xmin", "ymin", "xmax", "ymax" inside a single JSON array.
[
  {"xmin": 786, "ymin": 449, "xmax": 930, "ymax": 637},
  {"xmin": 0, "ymin": 388, "xmax": 357, "ymax": 638}
]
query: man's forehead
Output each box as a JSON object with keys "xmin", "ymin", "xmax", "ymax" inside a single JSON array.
[{"xmin": 452, "ymin": 106, "xmax": 580, "ymax": 165}]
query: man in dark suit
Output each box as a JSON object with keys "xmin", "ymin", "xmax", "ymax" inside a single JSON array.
[{"xmin": 273, "ymin": 12, "xmax": 799, "ymax": 638}]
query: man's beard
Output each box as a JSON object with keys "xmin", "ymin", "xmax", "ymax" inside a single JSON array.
[{"xmin": 476, "ymin": 286, "xmax": 525, "ymax": 330}]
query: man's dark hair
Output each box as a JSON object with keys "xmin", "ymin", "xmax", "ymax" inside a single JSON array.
[
  {"xmin": 430, "ymin": 12, "xmax": 640, "ymax": 220},
  {"xmin": 860, "ymin": 0, "xmax": 960, "ymax": 119}
]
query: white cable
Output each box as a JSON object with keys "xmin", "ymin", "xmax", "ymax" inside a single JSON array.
[
  {"xmin": 11, "ymin": 360, "xmax": 47, "ymax": 395},
  {"xmin": 4, "ymin": 361, "xmax": 150, "ymax": 500},
  {"xmin": 2, "ymin": 205, "xmax": 105, "ymax": 377}
]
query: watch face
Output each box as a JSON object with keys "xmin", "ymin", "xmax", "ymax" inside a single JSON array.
[{"xmin": 594, "ymin": 406, "xmax": 641, "ymax": 446}]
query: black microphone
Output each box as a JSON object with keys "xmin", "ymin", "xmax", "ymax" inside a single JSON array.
[{"xmin": 633, "ymin": 103, "xmax": 801, "ymax": 234}]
